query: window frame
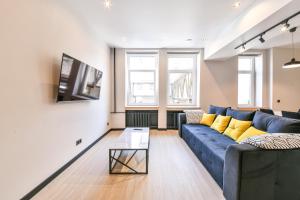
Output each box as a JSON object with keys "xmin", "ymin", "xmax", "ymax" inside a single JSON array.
[
  {"xmin": 126, "ymin": 52, "xmax": 159, "ymax": 106},
  {"xmin": 167, "ymin": 53, "xmax": 198, "ymax": 106},
  {"xmin": 238, "ymin": 56, "xmax": 256, "ymax": 107}
]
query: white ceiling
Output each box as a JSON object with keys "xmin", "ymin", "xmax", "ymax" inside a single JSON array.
[
  {"xmin": 61, "ymin": 0, "xmax": 258, "ymax": 48},
  {"xmin": 60, "ymin": 0, "xmax": 299, "ymax": 59}
]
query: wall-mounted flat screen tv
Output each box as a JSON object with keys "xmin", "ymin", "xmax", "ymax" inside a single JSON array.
[{"xmin": 57, "ymin": 53, "xmax": 103, "ymax": 102}]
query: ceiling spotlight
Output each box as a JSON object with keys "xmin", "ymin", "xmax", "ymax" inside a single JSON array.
[
  {"xmin": 259, "ymin": 34, "xmax": 265, "ymax": 43},
  {"xmin": 239, "ymin": 44, "xmax": 246, "ymax": 53},
  {"xmin": 233, "ymin": 1, "xmax": 240, "ymax": 8},
  {"xmin": 104, "ymin": 0, "xmax": 112, "ymax": 8},
  {"xmin": 280, "ymin": 21, "xmax": 290, "ymax": 32}
]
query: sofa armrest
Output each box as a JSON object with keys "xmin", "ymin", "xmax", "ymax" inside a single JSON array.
[
  {"xmin": 223, "ymin": 144, "xmax": 300, "ymax": 200},
  {"xmin": 178, "ymin": 113, "xmax": 186, "ymax": 137}
]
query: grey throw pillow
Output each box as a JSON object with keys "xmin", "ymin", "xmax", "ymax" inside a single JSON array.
[{"xmin": 184, "ymin": 110, "xmax": 204, "ymax": 124}]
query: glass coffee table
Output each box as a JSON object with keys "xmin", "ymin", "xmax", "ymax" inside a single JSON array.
[{"xmin": 109, "ymin": 127, "xmax": 150, "ymax": 174}]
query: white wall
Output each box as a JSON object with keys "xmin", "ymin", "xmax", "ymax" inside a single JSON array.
[
  {"xmin": 269, "ymin": 47, "xmax": 300, "ymax": 111},
  {"xmin": 200, "ymin": 55, "xmax": 238, "ymax": 111},
  {"xmin": 111, "ymin": 49, "xmax": 126, "ymax": 128},
  {"xmin": 201, "ymin": 49, "xmax": 270, "ymax": 111},
  {"xmin": 0, "ymin": 1, "xmax": 111, "ymax": 199},
  {"xmin": 202, "ymin": 50, "xmax": 270, "ymax": 111}
]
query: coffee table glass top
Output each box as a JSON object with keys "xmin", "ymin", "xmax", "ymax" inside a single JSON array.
[{"xmin": 111, "ymin": 127, "xmax": 150, "ymax": 149}]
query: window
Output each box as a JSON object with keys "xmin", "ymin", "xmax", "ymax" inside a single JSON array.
[
  {"xmin": 167, "ymin": 53, "xmax": 198, "ymax": 106},
  {"xmin": 238, "ymin": 56, "xmax": 262, "ymax": 107},
  {"xmin": 126, "ymin": 52, "xmax": 158, "ymax": 106}
]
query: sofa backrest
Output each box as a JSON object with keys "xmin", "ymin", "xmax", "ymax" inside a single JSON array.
[
  {"xmin": 253, "ymin": 111, "xmax": 300, "ymax": 133},
  {"xmin": 259, "ymin": 108, "xmax": 274, "ymax": 115},
  {"xmin": 282, "ymin": 111, "xmax": 300, "ymax": 120}
]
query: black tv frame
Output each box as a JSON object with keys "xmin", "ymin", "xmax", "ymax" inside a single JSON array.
[{"xmin": 56, "ymin": 53, "xmax": 103, "ymax": 102}]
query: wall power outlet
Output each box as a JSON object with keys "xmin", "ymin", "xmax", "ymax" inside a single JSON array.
[{"xmin": 76, "ymin": 139, "xmax": 82, "ymax": 146}]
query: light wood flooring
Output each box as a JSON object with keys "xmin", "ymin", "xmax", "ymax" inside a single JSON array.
[{"xmin": 33, "ymin": 130, "xmax": 224, "ymax": 200}]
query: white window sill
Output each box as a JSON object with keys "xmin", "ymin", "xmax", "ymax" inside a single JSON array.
[
  {"xmin": 125, "ymin": 106, "xmax": 159, "ymax": 110},
  {"xmin": 237, "ymin": 105, "xmax": 258, "ymax": 111},
  {"xmin": 167, "ymin": 106, "xmax": 201, "ymax": 110}
]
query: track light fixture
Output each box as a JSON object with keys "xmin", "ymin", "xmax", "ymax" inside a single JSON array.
[
  {"xmin": 233, "ymin": 1, "xmax": 240, "ymax": 8},
  {"xmin": 235, "ymin": 11, "xmax": 300, "ymax": 50},
  {"xmin": 238, "ymin": 43, "xmax": 246, "ymax": 53},
  {"xmin": 280, "ymin": 21, "xmax": 290, "ymax": 32},
  {"xmin": 259, "ymin": 34, "xmax": 265, "ymax": 43}
]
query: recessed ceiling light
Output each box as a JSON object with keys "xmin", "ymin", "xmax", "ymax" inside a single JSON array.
[
  {"xmin": 186, "ymin": 39, "xmax": 193, "ymax": 42},
  {"xmin": 104, "ymin": 0, "xmax": 112, "ymax": 8},
  {"xmin": 233, "ymin": 1, "xmax": 240, "ymax": 8}
]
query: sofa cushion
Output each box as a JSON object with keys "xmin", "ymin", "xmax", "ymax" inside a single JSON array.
[
  {"xmin": 268, "ymin": 117, "xmax": 300, "ymax": 133},
  {"xmin": 200, "ymin": 113, "xmax": 216, "ymax": 126},
  {"xmin": 241, "ymin": 133, "xmax": 300, "ymax": 150},
  {"xmin": 224, "ymin": 118, "xmax": 252, "ymax": 141},
  {"xmin": 181, "ymin": 124, "xmax": 236, "ymax": 187},
  {"xmin": 211, "ymin": 115, "xmax": 231, "ymax": 133},
  {"xmin": 184, "ymin": 110, "xmax": 204, "ymax": 124},
  {"xmin": 253, "ymin": 111, "xmax": 300, "ymax": 133},
  {"xmin": 208, "ymin": 105, "xmax": 230, "ymax": 116},
  {"xmin": 259, "ymin": 108, "xmax": 275, "ymax": 115},
  {"xmin": 237, "ymin": 126, "xmax": 267, "ymax": 143},
  {"xmin": 252, "ymin": 111, "xmax": 273, "ymax": 131},
  {"xmin": 226, "ymin": 108, "xmax": 255, "ymax": 121},
  {"xmin": 282, "ymin": 111, "xmax": 300, "ymax": 120}
]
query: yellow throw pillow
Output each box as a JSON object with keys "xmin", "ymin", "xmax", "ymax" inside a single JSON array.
[
  {"xmin": 224, "ymin": 119, "xmax": 252, "ymax": 141},
  {"xmin": 210, "ymin": 115, "xmax": 231, "ymax": 133},
  {"xmin": 200, "ymin": 113, "xmax": 216, "ymax": 126},
  {"xmin": 237, "ymin": 126, "xmax": 267, "ymax": 143}
]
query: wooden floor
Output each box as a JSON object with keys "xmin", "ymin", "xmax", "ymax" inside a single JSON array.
[{"xmin": 33, "ymin": 130, "xmax": 224, "ymax": 200}]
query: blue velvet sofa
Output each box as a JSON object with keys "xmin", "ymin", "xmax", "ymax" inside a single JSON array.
[{"xmin": 178, "ymin": 106, "xmax": 300, "ymax": 200}]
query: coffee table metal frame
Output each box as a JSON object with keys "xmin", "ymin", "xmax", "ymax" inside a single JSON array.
[
  {"xmin": 109, "ymin": 148, "xmax": 149, "ymax": 174},
  {"xmin": 109, "ymin": 128, "xmax": 150, "ymax": 174}
]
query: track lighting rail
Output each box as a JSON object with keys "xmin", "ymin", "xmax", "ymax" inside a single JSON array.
[{"xmin": 235, "ymin": 11, "xmax": 300, "ymax": 50}]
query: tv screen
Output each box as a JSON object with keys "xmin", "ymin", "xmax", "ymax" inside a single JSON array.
[{"xmin": 57, "ymin": 53, "xmax": 103, "ymax": 102}]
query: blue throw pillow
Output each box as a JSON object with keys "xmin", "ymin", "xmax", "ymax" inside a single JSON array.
[
  {"xmin": 226, "ymin": 109, "xmax": 255, "ymax": 121},
  {"xmin": 208, "ymin": 105, "xmax": 230, "ymax": 116},
  {"xmin": 268, "ymin": 117, "xmax": 300, "ymax": 133},
  {"xmin": 253, "ymin": 111, "xmax": 300, "ymax": 133},
  {"xmin": 252, "ymin": 111, "xmax": 275, "ymax": 132}
]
